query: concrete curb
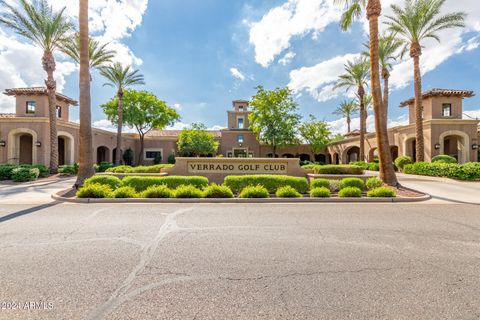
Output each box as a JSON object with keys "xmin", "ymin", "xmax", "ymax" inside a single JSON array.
[{"xmin": 52, "ymin": 189, "xmax": 431, "ymax": 204}]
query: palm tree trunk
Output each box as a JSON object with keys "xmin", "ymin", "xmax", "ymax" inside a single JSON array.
[
  {"xmin": 412, "ymin": 45, "xmax": 424, "ymax": 162},
  {"xmin": 75, "ymin": 0, "xmax": 94, "ymax": 188},
  {"xmin": 367, "ymin": 0, "xmax": 398, "ymax": 185},
  {"xmin": 382, "ymin": 67, "xmax": 389, "ymax": 125},
  {"xmin": 42, "ymin": 51, "xmax": 58, "ymax": 173},
  {"xmin": 347, "ymin": 115, "xmax": 351, "ymax": 133},
  {"xmin": 115, "ymin": 91, "xmax": 124, "ymax": 165},
  {"xmin": 358, "ymin": 87, "xmax": 366, "ymax": 162}
]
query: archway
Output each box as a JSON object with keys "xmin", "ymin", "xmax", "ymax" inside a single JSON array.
[
  {"xmin": 404, "ymin": 137, "xmax": 416, "ymax": 161},
  {"xmin": 298, "ymin": 154, "xmax": 311, "ymax": 162},
  {"xmin": 315, "ymin": 154, "xmax": 326, "ymax": 164},
  {"xmin": 343, "ymin": 146, "xmax": 360, "ymax": 164},
  {"xmin": 368, "ymin": 148, "xmax": 378, "ymax": 163},
  {"xmin": 332, "ymin": 153, "xmax": 339, "ymax": 164},
  {"xmin": 112, "ymin": 148, "xmax": 123, "ymax": 164},
  {"xmin": 97, "ymin": 146, "xmax": 110, "ymax": 164},
  {"xmin": 327, "ymin": 154, "xmax": 332, "ymax": 164},
  {"xmin": 58, "ymin": 131, "xmax": 75, "ymax": 165},
  {"xmin": 266, "ymin": 153, "xmax": 279, "ymax": 158},
  {"xmin": 282, "ymin": 153, "xmax": 295, "ymax": 158},
  {"xmin": 7, "ymin": 128, "xmax": 38, "ymax": 164},
  {"xmin": 439, "ymin": 130, "xmax": 469, "ymax": 164}
]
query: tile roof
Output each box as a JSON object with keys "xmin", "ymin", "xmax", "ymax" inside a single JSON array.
[
  {"xmin": 399, "ymin": 89, "xmax": 474, "ymax": 107},
  {"xmin": 3, "ymin": 87, "xmax": 78, "ymax": 106},
  {"xmin": 0, "ymin": 113, "xmax": 15, "ymax": 118}
]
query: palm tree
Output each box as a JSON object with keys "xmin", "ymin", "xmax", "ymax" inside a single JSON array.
[
  {"xmin": 385, "ymin": 0, "xmax": 465, "ymax": 161},
  {"xmin": 334, "ymin": 0, "xmax": 398, "ymax": 186},
  {"xmin": 75, "ymin": 0, "xmax": 94, "ymax": 187},
  {"xmin": 0, "ymin": 0, "xmax": 73, "ymax": 173},
  {"xmin": 334, "ymin": 58, "xmax": 370, "ymax": 161},
  {"xmin": 100, "ymin": 63, "xmax": 145, "ymax": 165},
  {"xmin": 333, "ymin": 100, "xmax": 358, "ymax": 133}
]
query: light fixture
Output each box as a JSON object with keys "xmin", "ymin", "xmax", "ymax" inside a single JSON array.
[
  {"xmin": 473, "ymin": 143, "xmax": 478, "ymax": 150},
  {"xmin": 434, "ymin": 143, "xmax": 440, "ymax": 150},
  {"xmin": 0, "ymin": 140, "xmax": 5, "ymax": 147},
  {"xmin": 239, "ymin": 143, "xmax": 243, "ymax": 147},
  {"xmin": 35, "ymin": 141, "xmax": 42, "ymax": 147}
]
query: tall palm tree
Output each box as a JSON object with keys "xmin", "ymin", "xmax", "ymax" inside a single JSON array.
[
  {"xmin": 334, "ymin": 0, "xmax": 398, "ymax": 186},
  {"xmin": 100, "ymin": 63, "xmax": 145, "ymax": 165},
  {"xmin": 75, "ymin": 0, "xmax": 94, "ymax": 187},
  {"xmin": 0, "ymin": 0, "xmax": 73, "ymax": 173},
  {"xmin": 385, "ymin": 0, "xmax": 466, "ymax": 162},
  {"xmin": 335, "ymin": 58, "xmax": 370, "ymax": 161},
  {"xmin": 333, "ymin": 100, "xmax": 358, "ymax": 133}
]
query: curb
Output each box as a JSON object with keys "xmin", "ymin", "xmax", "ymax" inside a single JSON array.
[{"xmin": 52, "ymin": 189, "xmax": 431, "ymax": 204}]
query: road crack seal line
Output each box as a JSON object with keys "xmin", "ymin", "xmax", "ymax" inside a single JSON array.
[{"xmin": 86, "ymin": 207, "xmax": 193, "ymax": 320}]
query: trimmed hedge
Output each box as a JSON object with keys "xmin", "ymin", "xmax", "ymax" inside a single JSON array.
[
  {"xmin": 311, "ymin": 178, "xmax": 330, "ymax": 189},
  {"xmin": 367, "ymin": 187, "xmax": 396, "ymax": 198},
  {"xmin": 11, "ymin": 167, "xmax": 40, "ymax": 182},
  {"xmin": 350, "ymin": 161, "xmax": 379, "ymax": 171},
  {"xmin": 275, "ymin": 186, "xmax": 302, "ymax": 198},
  {"xmin": 122, "ymin": 176, "xmax": 209, "ymax": 192},
  {"xmin": 174, "ymin": 185, "xmax": 203, "ymax": 198},
  {"xmin": 403, "ymin": 162, "xmax": 480, "ymax": 181},
  {"xmin": 310, "ymin": 187, "xmax": 331, "ymax": 198},
  {"xmin": 77, "ymin": 183, "xmax": 113, "ymax": 198},
  {"xmin": 339, "ymin": 178, "xmax": 364, "ymax": 190},
  {"xmin": 95, "ymin": 161, "xmax": 114, "ymax": 173},
  {"xmin": 0, "ymin": 164, "xmax": 18, "ymax": 180},
  {"xmin": 432, "ymin": 155, "xmax": 457, "ymax": 164},
  {"xmin": 313, "ymin": 165, "xmax": 364, "ymax": 175},
  {"xmin": 202, "ymin": 184, "xmax": 234, "ymax": 198},
  {"xmin": 338, "ymin": 187, "xmax": 362, "ymax": 198},
  {"xmin": 366, "ymin": 177, "xmax": 383, "ymax": 190},
  {"xmin": 0, "ymin": 164, "xmax": 48, "ymax": 180},
  {"xmin": 394, "ymin": 156, "xmax": 413, "ymax": 172},
  {"xmin": 239, "ymin": 185, "xmax": 269, "ymax": 198},
  {"xmin": 224, "ymin": 175, "xmax": 309, "ymax": 194},
  {"xmin": 84, "ymin": 175, "xmax": 122, "ymax": 190},
  {"xmin": 112, "ymin": 186, "xmax": 138, "ymax": 198},
  {"xmin": 59, "ymin": 164, "xmax": 78, "ymax": 175},
  {"xmin": 105, "ymin": 164, "xmax": 174, "ymax": 174},
  {"xmin": 142, "ymin": 185, "xmax": 174, "ymax": 198}
]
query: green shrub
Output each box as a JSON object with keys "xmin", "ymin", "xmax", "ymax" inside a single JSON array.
[
  {"xmin": 367, "ymin": 186, "xmax": 396, "ymax": 198},
  {"xmin": 123, "ymin": 148, "xmax": 134, "ymax": 165},
  {"xmin": 95, "ymin": 161, "xmax": 114, "ymax": 173},
  {"xmin": 153, "ymin": 153, "xmax": 162, "ymax": 165},
  {"xmin": 224, "ymin": 175, "xmax": 309, "ymax": 194},
  {"xmin": 313, "ymin": 165, "xmax": 364, "ymax": 175},
  {"xmin": 0, "ymin": 164, "xmax": 17, "ymax": 180},
  {"xmin": 365, "ymin": 177, "xmax": 383, "ymax": 190},
  {"xmin": 403, "ymin": 162, "xmax": 480, "ymax": 181},
  {"xmin": 122, "ymin": 176, "xmax": 209, "ymax": 192},
  {"xmin": 174, "ymin": 185, "xmax": 203, "ymax": 198},
  {"xmin": 141, "ymin": 185, "xmax": 174, "ymax": 198},
  {"xmin": 432, "ymin": 155, "xmax": 457, "ymax": 164},
  {"xmin": 338, "ymin": 187, "xmax": 362, "ymax": 198},
  {"xmin": 76, "ymin": 183, "xmax": 112, "ymax": 198},
  {"xmin": 29, "ymin": 164, "xmax": 50, "ymax": 177},
  {"xmin": 328, "ymin": 180, "xmax": 340, "ymax": 192},
  {"xmin": 112, "ymin": 186, "xmax": 138, "ymax": 198},
  {"xmin": 311, "ymin": 178, "xmax": 330, "ymax": 189},
  {"xmin": 339, "ymin": 178, "xmax": 364, "ymax": 190},
  {"xmin": 105, "ymin": 164, "xmax": 174, "ymax": 174},
  {"xmin": 11, "ymin": 167, "xmax": 40, "ymax": 182},
  {"xmin": 58, "ymin": 164, "xmax": 77, "ymax": 175},
  {"xmin": 239, "ymin": 185, "xmax": 269, "ymax": 198},
  {"xmin": 105, "ymin": 165, "xmax": 133, "ymax": 173},
  {"xmin": 350, "ymin": 161, "xmax": 379, "ymax": 171},
  {"xmin": 167, "ymin": 154, "xmax": 176, "ymax": 164},
  {"xmin": 202, "ymin": 184, "xmax": 234, "ymax": 198},
  {"xmin": 310, "ymin": 187, "xmax": 331, "ymax": 198},
  {"xmin": 275, "ymin": 186, "xmax": 302, "ymax": 198},
  {"xmin": 301, "ymin": 164, "xmax": 317, "ymax": 170},
  {"xmin": 394, "ymin": 156, "xmax": 413, "ymax": 172},
  {"xmin": 84, "ymin": 175, "xmax": 121, "ymax": 190}
]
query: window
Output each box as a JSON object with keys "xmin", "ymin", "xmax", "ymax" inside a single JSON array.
[
  {"xmin": 145, "ymin": 150, "xmax": 162, "ymax": 160},
  {"xmin": 227, "ymin": 152, "xmax": 233, "ymax": 158},
  {"xmin": 237, "ymin": 134, "xmax": 244, "ymax": 143},
  {"xmin": 442, "ymin": 103, "xmax": 452, "ymax": 117},
  {"xmin": 26, "ymin": 101, "xmax": 36, "ymax": 114},
  {"xmin": 237, "ymin": 117, "xmax": 244, "ymax": 129},
  {"xmin": 238, "ymin": 106, "xmax": 244, "ymax": 112},
  {"xmin": 56, "ymin": 106, "xmax": 62, "ymax": 118}
]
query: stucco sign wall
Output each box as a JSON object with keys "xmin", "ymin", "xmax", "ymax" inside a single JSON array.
[{"xmin": 188, "ymin": 162, "xmax": 288, "ymax": 174}]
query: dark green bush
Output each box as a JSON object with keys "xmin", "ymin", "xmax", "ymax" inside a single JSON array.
[
  {"xmin": 122, "ymin": 176, "xmax": 209, "ymax": 192},
  {"xmin": 239, "ymin": 185, "xmax": 269, "ymax": 198},
  {"xmin": 339, "ymin": 178, "xmax": 364, "ymax": 190},
  {"xmin": 105, "ymin": 165, "xmax": 133, "ymax": 173},
  {"xmin": 0, "ymin": 164, "xmax": 17, "ymax": 180},
  {"xmin": 11, "ymin": 167, "xmax": 40, "ymax": 182},
  {"xmin": 350, "ymin": 161, "xmax": 379, "ymax": 171},
  {"xmin": 112, "ymin": 186, "xmax": 138, "ymax": 198},
  {"xmin": 76, "ymin": 183, "xmax": 112, "ymax": 198},
  {"xmin": 310, "ymin": 187, "xmax": 331, "ymax": 198},
  {"xmin": 366, "ymin": 177, "xmax": 383, "ymax": 190},
  {"xmin": 224, "ymin": 175, "xmax": 309, "ymax": 194},
  {"xmin": 367, "ymin": 187, "xmax": 396, "ymax": 198},
  {"xmin": 123, "ymin": 148, "xmax": 134, "ymax": 165},
  {"xmin": 167, "ymin": 154, "xmax": 176, "ymax": 164},
  {"xmin": 275, "ymin": 186, "xmax": 302, "ymax": 198},
  {"xmin": 432, "ymin": 155, "xmax": 457, "ymax": 164},
  {"xmin": 59, "ymin": 164, "xmax": 77, "ymax": 175},
  {"xmin": 29, "ymin": 164, "xmax": 49, "ymax": 177},
  {"xmin": 153, "ymin": 153, "xmax": 162, "ymax": 165},
  {"xmin": 141, "ymin": 185, "xmax": 174, "ymax": 198},
  {"xmin": 202, "ymin": 184, "xmax": 234, "ymax": 198},
  {"xmin": 95, "ymin": 161, "xmax": 114, "ymax": 173},
  {"xmin": 338, "ymin": 187, "xmax": 362, "ymax": 198},
  {"xmin": 394, "ymin": 156, "xmax": 413, "ymax": 172},
  {"xmin": 403, "ymin": 162, "xmax": 480, "ymax": 181},
  {"xmin": 84, "ymin": 175, "xmax": 121, "ymax": 189},
  {"xmin": 174, "ymin": 185, "xmax": 203, "ymax": 198},
  {"xmin": 313, "ymin": 165, "xmax": 364, "ymax": 175},
  {"xmin": 311, "ymin": 178, "xmax": 330, "ymax": 189}
]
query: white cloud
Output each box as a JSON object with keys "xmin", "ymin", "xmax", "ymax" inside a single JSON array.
[
  {"xmin": 327, "ymin": 113, "xmax": 409, "ymax": 135},
  {"xmin": 172, "ymin": 103, "xmax": 182, "ymax": 111},
  {"xmin": 288, "ymin": 53, "xmax": 360, "ymax": 102},
  {"xmin": 279, "ymin": 52, "xmax": 296, "ymax": 66},
  {"xmin": 92, "ymin": 119, "xmax": 137, "ymax": 133},
  {"xmin": 463, "ymin": 109, "xmax": 480, "ymax": 120},
  {"xmin": 248, "ymin": 0, "xmax": 341, "ymax": 67},
  {"xmin": 230, "ymin": 67, "xmax": 246, "ymax": 81}
]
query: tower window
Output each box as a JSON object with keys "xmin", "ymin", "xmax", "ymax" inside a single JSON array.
[
  {"xmin": 442, "ymin": 103, "xmax": 452, "ymax": 117},
  {"xmin": 239, "ymin": 106, "xmax": 244, "ymax": 111},
  {"xmin": 237, "ymin": 134, "xmax": 244, "ymax": 143},
  {"xmin": 26, "ymin": 101, "xmax": 36, "ymax": 114},
  {"xmin": 56, "ymin": 106, "xmax": 62, "ymax": 118},
  {"xmin": 237, "ymin": 117, "xmax": 244, "ymax": 129}
]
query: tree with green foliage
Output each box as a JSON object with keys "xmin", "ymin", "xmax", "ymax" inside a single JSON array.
[
  {"xmin": 102, "ymin": 90, "xmax": 180, "ymax": 164},
  {"xmin": 177, "ymin": 123, "xmax": 219, "ymax": 157},
  {"xmin": 333, "ymin": 100, "xmax": 358, "ymax": 133},
  {"xmin": 249, "ymin": 86, "xmax": 301, "ymax": 157},
  {"xmin": 299, "ymin": 115, "xmax": 332, "ymax": 155}
]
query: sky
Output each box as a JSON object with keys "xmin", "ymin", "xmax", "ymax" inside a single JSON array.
[{"xmin": 0, "ymin": 0, "xmax": 479, "ymax": 134}]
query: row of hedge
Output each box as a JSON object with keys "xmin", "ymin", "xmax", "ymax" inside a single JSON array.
[
  {"xmin": 0, "ymin": 164, "xmax": 50, "ymax": 182},
  {"xmin": 104, "ymin": 164, "xmax": 174, "ymax": 174},
  {"xmin": 403, "ymin": 162, "xmax": 480, "ymax": 181}
]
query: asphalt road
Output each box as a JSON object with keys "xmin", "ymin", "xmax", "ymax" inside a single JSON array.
[{"xmin": 0, "ymin": 201, "xmax": 479, "ymax": 320}]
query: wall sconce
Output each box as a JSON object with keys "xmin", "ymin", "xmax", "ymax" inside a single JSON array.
[
  {"xmin": 473, "ymin": 144, "xmax": 478, "ymax": 150},
  {"xmin": 35, "ymin": 141, "xmax": 42, "ymax": 147},
  {"xmin": 434, "ymin": 143, "xmax": 440, "ymax": 150},
  {"xmin": 239, "ymin": 143, "xmax": 243, "ymax": 147},
  {"xmin": 0, "ymin": 140, "xmax": 5, "ymax": 147}
]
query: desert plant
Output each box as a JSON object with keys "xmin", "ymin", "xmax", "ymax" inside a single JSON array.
[
  {"xmin": 224, "ymin": 175, "xmax": 309, "ymax": 194},
  {"xmin": 202, "ymin": 184, "xmax": 234, "ymax": 198},
  {"xmin": 367, "ymin": 186, "xmax": 396, "ymax": 198},
  {"xmin": 239, "ymin": 185, "xmax": 269, "ymax": 198},
  {"xmin": 310, "ymin": 187, "xmax": 331, "ymax": 198},
  {"xmin": 141, "ymin": 185, "xmax": 174, "ymax": 198},
  {"xmin": 311, "ymin": 178, "xmax": 330, "ymax": 189},
  {"xmin": 366, "ymin": 177, "xmax": 383, "ymax": 190},
  {"xmin": 275, "ymin": 186, "xmax": 302, "ymax": 198},
  {"xmin": 122, "ymin": 176, "xmax": 209, "ymax": 192},
  {"xmin": 174, "ymin": 185, "xmax": 203, "ymax": 198},
  {"xmin": 328, "ymin": 180, "xmax": 340, "ymax": 192},
  {"xmin": 112, "ymin": 186, "xmax": 137, "ymax": 198},
  {"xmin": 339, "ymin": 178, "xmax": 365, "ymax": 190},
  {"xmin": 76, "ymin": 183, "xmax": 112, "ymax": 198},
  {"xmin": 313, "ymin": 165, "xmax": 364, "ymax": 175},
  {"xmin": 394, "ymin": 156, "xmax": 413, "ymax": 172},
  {"xmin": 84, "ymin": 175, "xmax": 121, "ymax": 189},
  {"xmin": 338, "ymin": 187, "xmax": 362, "ymax": 198}
]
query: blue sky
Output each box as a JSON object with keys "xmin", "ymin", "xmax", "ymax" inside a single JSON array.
[{"xmin": 1, "ymin": 0, "xmax": 479, "ymax": 133}]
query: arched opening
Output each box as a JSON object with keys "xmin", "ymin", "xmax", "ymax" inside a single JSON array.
[
  {"xmin": 315, "ymin": 154, "xmax": 326, "ymax": 164},
  {"xmin": 58, "ymin": 137, "xmax": 65, "ymax": 166},
  {"xmin": 404, "ymin": 138, "xmax": 416, "ymax": 161},
  {"xmin": 344, "ymin": 146, "xmax": 360, "ymax": 164},
  {"xmin": 368, "ymin": 148, "xmax": 378, "ymax": 163},
  {"xmin": 57, "ymin": 132, "xmax": 75, "ymax": 165},
  {"xmin": 439, "ymin": 130, "xmax": 469, "ymax": 164},
  {"xmin": 7, "ymin": 128, "xmax": 38, "ymax": 165},
  {"xmin": 332, "ymin": 153, "xmax": 339, "ymax": 164},
  {"xmin": 297, "ymin": 154, "xmax": 311, "ymax": 162},
  {"xmin": 282, "ymin": 153, "xmax": 295, "ymax": 158},
  {"xmin": 266, "ymin": 153, "xmax": 279, "ymax": 158},
  {"xmin": 327, "ymin": 154, "xmax": 332, "ymax": 164},
  {"xmin": 112, "ymin": 148, "xmax": 123, "ymax": 164},
  {"xmin": 19, "ymin": 134, "xmax": 33, "ymax": 164},
  {"xmin": 97, "ymin": 146, "xmax": 110, "ymax": 164}
]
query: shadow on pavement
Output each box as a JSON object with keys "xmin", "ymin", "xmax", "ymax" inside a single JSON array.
[{"xmin": 0, "ymin": 202, "xmax": 60, "ymax": 224}]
